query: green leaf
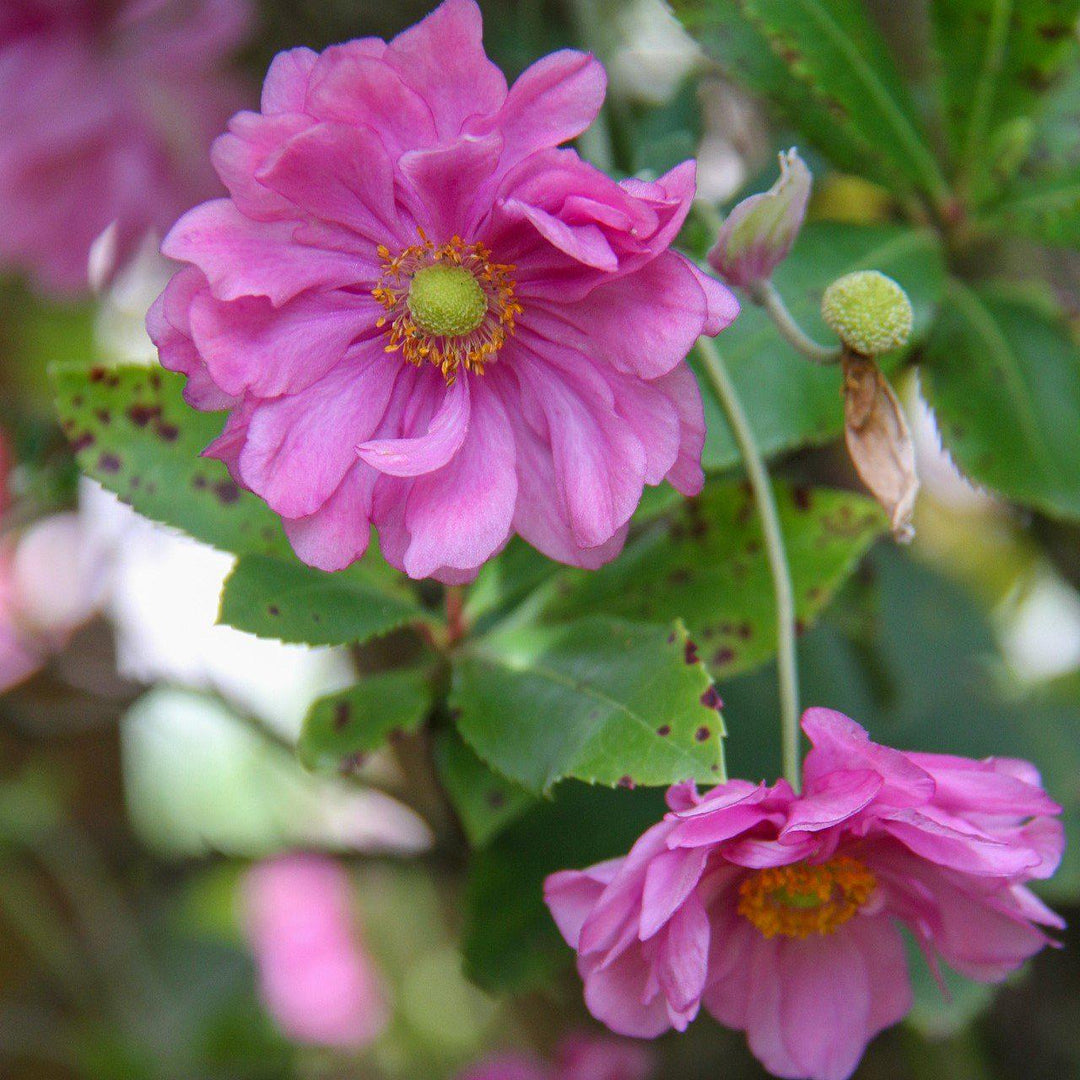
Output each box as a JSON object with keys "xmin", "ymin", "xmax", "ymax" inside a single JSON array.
[
  {"xmin": 672, "ymin": 0, "xmax": 945, "ymax": 200},
  {"xmin": 987, "ymin": 170, "xmax": 1080, "ymax": 246},
  {"xmin": 451, "ymin": 619, "xmax": 725, "ymax": 795},
  {"xmin": 699, "ymin": 223, "xmax": 946, "ymax": 470},
  {"xmin": 52, "ymin": 364, "xmax": 289, "ymax": 557},
  {"xmin": 433, "ymin": 731, "xmax": 535, "ymax": 848},
  {"xmin": 298, "ymin": 669, "xmax": 435, "ymax": 773},
  {"xmin": 930, "ymin": 0, "xmax": 1080, "ymax": 176},
  {"xmin": 905, "ymin": 936, "xmax": 997, "ymax": 1038},
  {"xmin": 545, "ymin": 481, "xmax": 885, "ymax": 679},
  {"xmin": 921, "ymin": 281, "xmax": 1080, "ymax": 521},
  {"xmin": 462, "ymin": 782, "xmax": 669, "ymax": 992},
  {"xmin": 219, "ymin": 552, "xmax": 430, "ymax": 647}
]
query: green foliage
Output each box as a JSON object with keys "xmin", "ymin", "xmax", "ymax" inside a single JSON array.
[
  {"xmin": 930, "ymin": 0, "xmax": 1080, "ymax": 176},
  {"xmin": 989, "ymin": 171, "xmax": 1080, "ymax": 246},
  {"xmin": 699, "ymin": 223, "xmax": 945, "ymax": 470},
  {"xmin": 451, "ymin": 619, "xmax": 725, "ymax": 795},
  {"xmin": 299, "ymin": 669, "xmax": 435, "ymax": 773},
  {"xmin": 52, "ymin": 364, "xmax": 288, "ymax": 557},
  {"xmin": 433, "ymin": 731, "xmax": 535, "ymax": 847},
  {"xmin": 461, "ymin": 782, "xmax": 670, "ymax": 992},
  {"xmin": 546, "ymin": 480, "xmax": 884, "ymax": 679},
  {"xmin": 219, "ymin": 552, "xmax": 431, "ymax": 647},
  {"xmin": 922, "ymin": 283, "xmax": 1080, "ymax": 521}
]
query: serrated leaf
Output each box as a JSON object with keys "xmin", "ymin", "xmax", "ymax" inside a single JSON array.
[
  {"xmin": 433, "ymin": 731, "xmax": 535, "ymax": 848},
  {"xmin": 545, "ymin": 481, "xmax": 885, "ymax": 678},
  {"xmin": 673, "ymin": 0, "xmax": 946, "ymax": 201},
  {"xmin": 298, "ymin": 669, "xmax": 435, "ymax": 773},
  {"xmin": 921, "ymin": 281, "xmax": 1080, "ymax": 521},
  {"xmin": 462, "ymin": 782, "xmax": 669, "ymax": 993},
  {"xmin": 740, "ymin": 0, "xmax": 946, "ymax": 199},
  {"xmin": 52, "ymin": 364, "xmax": 289, "ymax": 557},
  {"xmin": 699, "ymin": 223, "xmax": 945, "ymax": 470},
  {"xmin": 452, "ymin": 619, "xmax": 725, "ymax": 795},
  {"xmin": 671, "ymin": 1, "xmax": 895, "ymax": 190},
  {"xmin": 931, "ymin": 0, "xmax": 1080, "ymax": 180},
  {"xmin": 219, "ymin": 552, "xmax": 430, "ymax": 647}
]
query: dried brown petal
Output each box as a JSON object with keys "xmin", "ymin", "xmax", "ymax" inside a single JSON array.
[{"xmin": 842, "ymin": 353, "xmax": 918, "ymax": 542}]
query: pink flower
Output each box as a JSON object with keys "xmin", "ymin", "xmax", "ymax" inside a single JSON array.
[
  {"xmin": 0, "ymin": 0, "xmax": 252, "ymax": 297},
  {"xmin": 545, "ymin": 708, "xmax": 1064, "ymax": 1080},
  {"xmin": 148, "ymin": 0, "xmax": 737, "ymax": 583},
  {"xmin": 458, "ymin": 1035, "xmax": 653, "ymax": 1080},
  {"xmin": 241, "ymin": 853, "xmax": 388, "ymax": 1048}
]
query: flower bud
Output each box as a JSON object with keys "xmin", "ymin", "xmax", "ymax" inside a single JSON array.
[
  {"xmin": 821, "ymin": 270, "xmax": 913, "ymax": 358},
  {"xmin": 707, "ymin": 148, "xmax": 811, "ymax": 288}
]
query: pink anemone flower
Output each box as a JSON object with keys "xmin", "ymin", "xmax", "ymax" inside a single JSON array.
[
  {"xmin": 545, "ymin": 708, "xmax": 1064, "ymax": 1080},
  {"xmin": 148, "ymin": 0, "xmax": 737, "ymax": 583},
  {"xmin": 241, "ymin": 853, "xmax": 388, "ymax": 1049},
  {"xmin": 0, "ymin": 0, "xmax": 252, "ymax": 297}
]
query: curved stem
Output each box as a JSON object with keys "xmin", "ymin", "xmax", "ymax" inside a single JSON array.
[
  {"xmin": 696, "ymin": 337, "xmax": 801, "ymax": 790},
  {"xmin": 749, "ymin": 281, "xmax": 842, "ymax": 366}
]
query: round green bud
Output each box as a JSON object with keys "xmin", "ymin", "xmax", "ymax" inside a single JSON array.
[
  {"xmin": 408, "ymin": 264, "xmax": 487, "ymax": 338},
  {"xmin": 821, "ymin": 270, "xmax": 913, "ymax": 357}
]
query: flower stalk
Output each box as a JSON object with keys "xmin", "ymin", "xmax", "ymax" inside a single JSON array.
[
  {"xmin": 695, "ymin": 336, "xmax": 801, "ymax": 791},
  {"xmin": 747, "ymin": 280, "xmax": 841, "ymax": 365}
]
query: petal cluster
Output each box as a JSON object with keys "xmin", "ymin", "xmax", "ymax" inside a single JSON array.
[
  {"xmin": 545, "ymin": 708, "xmax": 1064, "ymax": 1080},
  {"xmin": 0, "ymin": 0, "xmax": 252, "ymax": 296},
  {"xmin": 148, "ymin": 0, "xmax": 737, "ymax": 582}
]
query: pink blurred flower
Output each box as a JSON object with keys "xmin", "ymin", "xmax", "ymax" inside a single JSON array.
[
  {"xmin": 242, "ymin": 853, "xmax": 388, "ymax": 1048},
  {"xmin": 148, "ymin": 0, "xmax": 737, "ymax": 583},
  {"xmin": 545, "ymin": 708, "xmax": 1064, "ymax": 1080},
  {"xmin": 458, "ymin": 1035, "xmax": 653, "ymax": 1080},
  {"xmin": 0, "ymin": 0, "xmax": 252, "ymax": 297}
]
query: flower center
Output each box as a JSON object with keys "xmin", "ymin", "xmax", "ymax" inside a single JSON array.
[
  {"xmin": 737, "ymin": 857, "xmax": 876, "ymax": 939},
  {"xmin": 373, "ymin": 231, "xmax": 522, "ymax": 384},
  {"xmin": 407, "ymin": 264, "xmax": 487, "ymax": 337}
]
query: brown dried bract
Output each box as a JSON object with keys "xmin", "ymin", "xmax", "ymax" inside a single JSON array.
[{"xmin": 842, "ymin": 352, "xmax": 918, "ymax": 543}]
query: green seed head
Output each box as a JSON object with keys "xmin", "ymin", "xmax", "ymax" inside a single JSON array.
[
  {"xmin": 821, "ymin": 270, "xmax": 913, "ymax": 357},
  {"xmin": 407, "ymin": 264, "xmax": 487, "ymax": 338}
]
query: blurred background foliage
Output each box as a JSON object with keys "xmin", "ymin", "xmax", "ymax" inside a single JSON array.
[{"xmin": 2, "ymin": 1, "xmax": 1080, "ymax": 1079}]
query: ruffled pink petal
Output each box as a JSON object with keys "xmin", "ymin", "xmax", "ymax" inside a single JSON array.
[
  {"xmin": 163, "ymin": 199, "xmax": 363, "ymax": 305},
  {"xmin": 580, "ymin": 948, "xmax": 672, "ymax": 1039},
  {"xmin": 384, "ymin": 0, "xmax": 507, "ymax": 140},
  {"xmin": 257, "ymin": 121, "xmax": 411, "ymax": 250},
  {"xmin": 905, "ymin": 752, "xmax": 1062, "ymax": 818},
  {"xmin": 651, "ymin": 365, "xmax": 705, "ymax": 496},
  {"xmin": 282, "ymin": 464, "xmax": 375, "ymax": 572},
  {"xmin": 780, "ymin": 769, "xmax": 883, "ymax": 837},
  {"xmin": 305, "ymin": 44, "xmax": 436, "ymax": 152},
  {"xmin": 655, "ymin": 890, "xmax": 709, "ymax": 1019},
  {"xmin": 358, "ymin": 373, "xmax": 470, "ymax": 478},
  {"xmin": 260, "ymin": 45, "xmax": 318, "ymax": 113},
  {"xmin": 211, "ymin": 111, "xmax": 314, "ymax": 221},
  {"xmin": 512, "ymin": 338, "xmax": 646, "ymax": 548},
  {"xmin": 188, "ymin": 286, "xmax": 376, "ymax": 398},
  {"xmin": 801, "ymin": 708, "xmax": 936, "ymax": 809},
  {"xmin": 544, "ymin": 859, "xmax": 624, "ymax": 949},
  {"xmin": 639, "ymin": 847, "xmax": 709, "ymax": 941},
  {"xmin": 402, "ymin": 376, "xmax": 517, "ymax": 579},
  {"xmin": 476, "ymin": 49, "xmax": 606, "ymax": 171},
  {"xmin": 398, "ymin": 134, "xmax": 503, "ymax": 240},
  {"xmin": 238, "ymin": 341, "xmax": 397, "ymax": 517}
]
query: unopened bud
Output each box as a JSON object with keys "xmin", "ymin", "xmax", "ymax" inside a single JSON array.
[
  {"xmin": 707, "ymin": 148, "xmax": 811, "ymax": 288},
  {"xmin": 822, "ymin": 271, "xmax": 913, "ymax": 358}
]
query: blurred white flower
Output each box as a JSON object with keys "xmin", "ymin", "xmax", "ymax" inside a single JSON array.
[{"xmin": 608, "ymin": 0, "xmax": 701, "ymax": 104}]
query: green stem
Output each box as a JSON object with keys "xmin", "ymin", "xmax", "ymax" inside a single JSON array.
[
  {"xmin": 696, "ymin": 338, "xmax": 801, "ymax": 790},
  {"xmin": 749, "ymin": 281, "xmax": 842, "ymax": 366}
]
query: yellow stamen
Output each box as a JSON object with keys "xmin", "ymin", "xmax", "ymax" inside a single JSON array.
[
  {"xmin": 737, "ymin": 857, "xmax": 876, "ymax": 939},
  {"xmin": 371, "ymin": 232, "xmax": 523, "ymax": 385}
]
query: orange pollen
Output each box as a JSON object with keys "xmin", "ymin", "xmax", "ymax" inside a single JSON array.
[
  {"xmin": 737, "ymin": 857, "xmax": 877, "ymax": 939},
  {"xmin": 372, "ymin": 229, "xmax": 523, "ymax": 385}
]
